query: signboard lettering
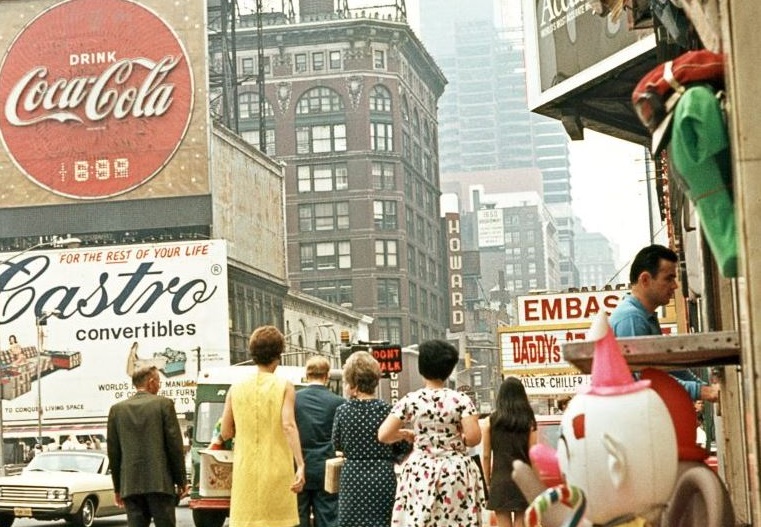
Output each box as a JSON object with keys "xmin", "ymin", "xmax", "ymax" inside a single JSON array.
[
  {"xmin": 0, "ymin": 241, "xmax": 229, "ymax": 421},
  {"xmin": 370, "ymin": 345, "xmax": 403, "ymax": 377},
  {"xmin": 0, "ymin": 0, "xmax": 194, "ymax": 199},
  {"xmin": 446, "ymin": 213, "xmax": 465, "ymax": 332},
  {"xmin": 519, "ymin": 291, "xmax": 625, "ymax": 326}
]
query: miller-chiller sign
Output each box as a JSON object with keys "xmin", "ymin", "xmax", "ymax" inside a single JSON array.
[{"xmin": 0, "ymin": 0, "xmax": 194, "ymax": 199}]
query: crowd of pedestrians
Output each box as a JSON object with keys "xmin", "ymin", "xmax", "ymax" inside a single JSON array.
[
  {"xmin": 212, "ymin": 326, "xmax": 535, "ymax": 527},
  {"xmin": 106, "ymin": 324, "xmax": 539, "ymax": 527}
]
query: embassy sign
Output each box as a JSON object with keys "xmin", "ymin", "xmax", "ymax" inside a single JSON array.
[{"xmin": 0, "ymin": 0, "xmax": 207, "ymax": 201}]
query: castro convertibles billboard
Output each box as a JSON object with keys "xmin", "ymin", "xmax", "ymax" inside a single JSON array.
[
  {"xmin": 0, "ymin": 240, "xmax": 229, "ymax": 422},
  {"xmin": 0, "ymin": 0, "xmax": 209, "ymax": 203}
]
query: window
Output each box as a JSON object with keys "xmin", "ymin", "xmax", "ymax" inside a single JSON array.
[
  {"xmin": 409, "ymin": 283, "xmax": 417, "ymax": 314},
  {"xmin": 241, "ymin": 129, "xmax": 276, "ymax": 155},
  {"xmin": 312, "ymin": 52, "xmax": 325, "ymax": 71},
  {"xmin": 419, "ymin": 288, "xmax": 428, "ymax": 317},
  {"xmin": 295, "ymin": 53, "xmax": 307, "ymax": 73},
  {"xmin": 238, "ymin": 92, "xmax": 274, "ymax": 120},
  {"xmin": 241, "ymin": 57, "xmax": 254, "ymax": 75},
  {"xmin": 329, "ymin": 50, "xmax": 342, "ymax": 69},
  {"xmin": 407, "ymin": 245, "xmax": 417, "ymax": 275},
  {"xmin": 296, "ymin": 87, "xmax": 344, "ymax": 114},
  {"xmin": 301, "ymin": 280, "xmax": 353, "ymax": 305},
  {"xmin": 401, "ymin": 97, "xmax": 409, "ymax": 124},
  {"xmin": 238, "ymin": 92, "xmax": 276, "ymax": 154},
  {"xmin": 296, "ymin": 124, "xmax": 347, "ymax": 154},
  {"xmin": 372, "ymin": 162, "xmax": 395, "ymax": 190},
  {"xmin": 410, "ymin": 320, "xmax": 419, "ymax": 344},
  {"xmin": 294, "ymin": 88, "xmax": 346, "ymax": 153},
  {"xmin": 375, "ymin": 239, "xmax": 398, "ymax": 267},
  {"xmin": 376, "ymin": 318, "xmax": 401, "ymax": 344},
  {"xmin": 369, "ymin": 85, "xmax": 392, "ymax": 112},
  {"xmin": 528, "ymin": 262, "xmax": 537, "ymax": 274},
  {"xmin": 371, "ymin": 122, "xmax": 393, "ymax": 151},
  {"xmin": 402, "ymin": 132, "xmax": 411, "ymax": 160},
  {"xmin": 300, "ymin": 241, "xmax": 351, "ymax": 271},
  {"xmin": 296, "ymin": 164, "xmax": 348, "ymax": 193},
  {"xmin": 298, "ymin": 202, "xmax": 349, "ymax": 231},
  {"xmin": 377, "ymin": 279, "xmax": 400, "ymax": 309},
  {"xmin": 374, "ymin": 200, "xmax": 397, "ymax": 230},
  {"xmin": 374, "ymin": 50, "xmax": 385, "ymax": 69}
]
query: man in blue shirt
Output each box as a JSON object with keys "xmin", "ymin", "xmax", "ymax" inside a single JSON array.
[{"xmin": 610, "ymin": 244, "xmax": 719, "ymax": 402}]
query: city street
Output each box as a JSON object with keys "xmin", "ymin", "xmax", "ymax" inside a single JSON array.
[{"xmin": 13, "ymin": 503, "xmax": 205, "ymax": 527}]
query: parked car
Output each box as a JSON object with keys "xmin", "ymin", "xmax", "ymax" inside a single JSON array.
[{"xmin": 0, "ymin": 450, "xmax": 121, "ymax": 527}]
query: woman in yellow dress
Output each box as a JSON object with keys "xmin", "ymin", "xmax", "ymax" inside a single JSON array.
[{"xmin": 220, "ymin": 326, "xmax": 305, "ymax": 527}]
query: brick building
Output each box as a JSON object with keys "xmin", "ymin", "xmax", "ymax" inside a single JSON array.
[{"xmin": 209, "ymin": 0, "xmax": 450, "ymax": 343}]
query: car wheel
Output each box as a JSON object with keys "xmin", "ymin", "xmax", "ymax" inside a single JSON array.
[
  {"xmin": 192, "ymin": 509, "xmax": 227, "ymax": 527},
  {"xmin": 0, "ymin": 513, "xmax": 14, "ymax": 527},
  {"xmin": 73, "ymin": 497, "xmax": 97, "ymax": 527}
]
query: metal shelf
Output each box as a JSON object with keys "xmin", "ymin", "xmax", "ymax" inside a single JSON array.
[{"xmin": 561, "ymin": 331, "xmax": 740, "ymax": 374}]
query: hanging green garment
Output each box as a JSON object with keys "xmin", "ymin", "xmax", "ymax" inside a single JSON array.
[{"xmin": 668, "ymin": 84, "xmax": 737, "ymax": 278}]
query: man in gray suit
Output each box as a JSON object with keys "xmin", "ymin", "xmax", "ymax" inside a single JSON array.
[
  {"xmin": 107, "ymin": 366, "xmax": 188, "ymax": 527},
  {"xmin": 295, "ymin": 356, "xmax": 344, "ymax": 527}
]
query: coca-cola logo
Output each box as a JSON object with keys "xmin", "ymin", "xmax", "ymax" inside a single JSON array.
[{"xmin": 0, "ymin": 0, "xmax": 194, "ymax": 199}]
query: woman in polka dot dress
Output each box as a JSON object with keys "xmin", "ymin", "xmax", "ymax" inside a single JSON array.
[
  {"xmin": 332, "ymin": 351, "xmax": 413, "ymax": 527},
  {"xmin": 379, "ymin": 339, "xmax": 486, "ymax": 527}
]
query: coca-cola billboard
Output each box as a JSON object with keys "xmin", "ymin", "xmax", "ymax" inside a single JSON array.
[{"xmin": 0, "ymin": 0, "xmax": 197, "ymax": 200}]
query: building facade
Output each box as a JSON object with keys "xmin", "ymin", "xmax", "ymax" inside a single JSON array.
[{"xmin": 209, "ymin": 1, "xmax": 449, "ymax": 344}]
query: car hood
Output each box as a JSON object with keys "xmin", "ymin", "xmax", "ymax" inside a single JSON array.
[{"xmin": 0, "ymin": 471, "xmax": 106, "ymax": 486}]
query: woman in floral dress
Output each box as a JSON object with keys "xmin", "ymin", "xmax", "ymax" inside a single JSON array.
[{"xmin": 378, "ymin": 339, "xmax": 486, "ymax": 527}]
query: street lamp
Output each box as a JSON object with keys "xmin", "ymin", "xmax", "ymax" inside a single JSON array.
[
  {"xmin": 0, "ymin": 235, "xmax": 80, "ymax": 473},
  {"xmin": 36, "ymin": 310, "xmax": 61, "ymax": 443}
]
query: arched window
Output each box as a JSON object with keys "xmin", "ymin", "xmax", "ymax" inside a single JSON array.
[
  {"xmin": 295, "ymin": 87, "xmax": 346, "ymax": 154},
  {"xmin": 296, "ymin": 86, "xmax": 345, "ymax": 114},
  {"xmin": 238, "ymin": 91, "xmax": 275, "ymax": 154},
  {"xmin": 369, "ymin": 85, "xmax": 392, "ymax": 112}
]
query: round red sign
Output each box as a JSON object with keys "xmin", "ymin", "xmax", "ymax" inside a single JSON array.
[{"xmin": 0, "ymin": 0, "xmax": 194, "ymax": 199}]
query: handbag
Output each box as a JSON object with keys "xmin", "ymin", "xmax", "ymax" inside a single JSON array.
[{"xmin": 324, "ymin": 456, "xmax": 345, "ymax": 494}]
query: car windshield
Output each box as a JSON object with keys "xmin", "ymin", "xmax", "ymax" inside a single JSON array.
[
  {"xmin": 27, "ymin": 454, "xmax": 103, "ymax": 474},
  {"xmin": 195, "ymin": 401, "xmax": 224, "ymax": 444},
  {"xmin": 536, "ymin": 419, "xmax": 561, "ymax": 449}
]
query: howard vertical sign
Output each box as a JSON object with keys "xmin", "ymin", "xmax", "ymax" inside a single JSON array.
[{"xmin": 446, "ymin": 213, "xmax": 465, "ymax": 333}]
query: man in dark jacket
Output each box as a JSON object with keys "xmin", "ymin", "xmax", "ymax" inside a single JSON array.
[
  {"xmin": 107, "ymin": 366, "xmax": 188, "ymax": 527},
  {"xmin": 295, "ymin": 356, "xmax": 344, "ymax": 527}
]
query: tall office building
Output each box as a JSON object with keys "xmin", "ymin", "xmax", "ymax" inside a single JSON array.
[
  {"xmin": 208, "ymin": 1, "xmax": 449, "ymax": 344},
  {"xmin": 418, "ymin": 0, "xmax": 578, "ymax": 289}
]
